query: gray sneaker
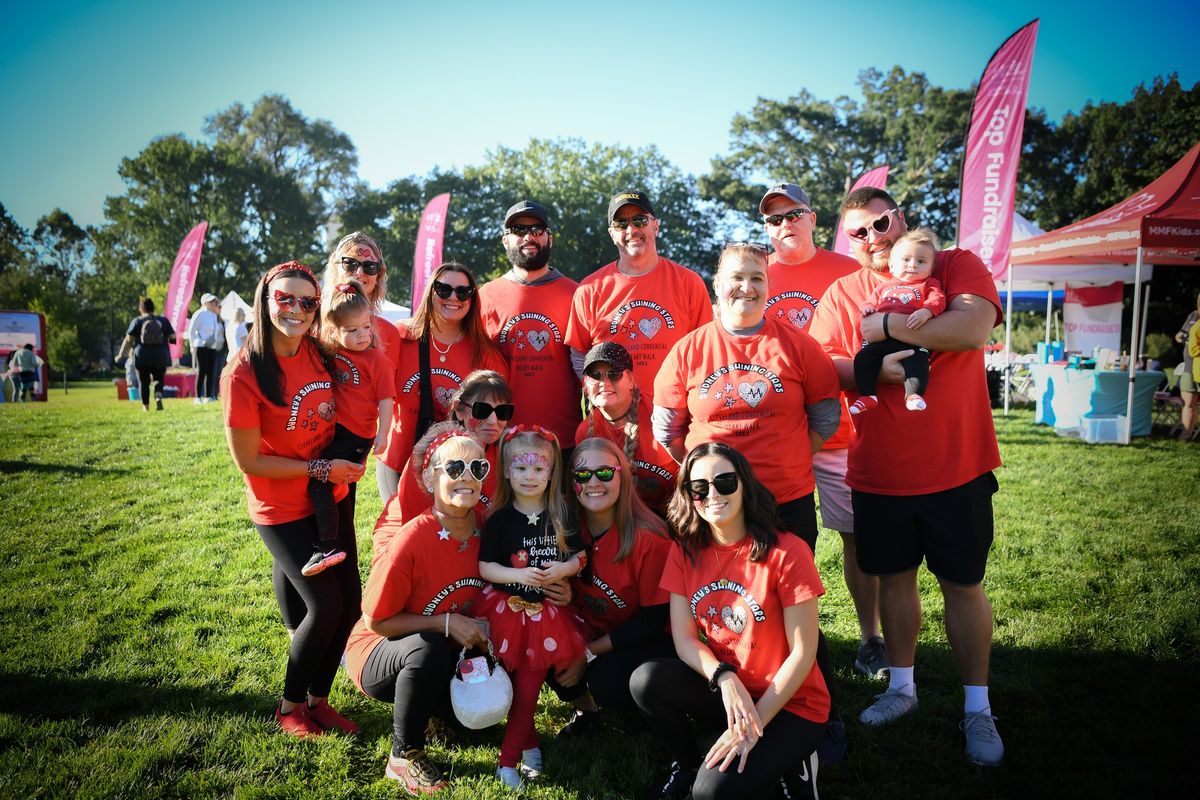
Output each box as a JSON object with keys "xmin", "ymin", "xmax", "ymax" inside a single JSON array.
[
  {"xmin": 859, "ymin": 687, "xmax": 918, "ymax": 726},
  {"xmin": 961, "ymin": 712, "xmax": 1004, "ymax": 766},
  {"xmin": 854, "ymin": 636, "xmax": 889, "ymax": 679}
]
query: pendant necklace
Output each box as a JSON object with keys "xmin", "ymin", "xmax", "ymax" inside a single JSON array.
[
  {"xmin": 712, "ymin": 538, "xmax": 747, "ymax": 586},
  {"xmin": 431, "ymin": 331, "xmax": 462, "ymax": 363}
]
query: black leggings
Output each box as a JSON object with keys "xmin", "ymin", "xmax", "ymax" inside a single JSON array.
[
  {"xmin": 135, "ymin": 364, "xmax": 166, "ymax": 407},
  {"xmin": 854, "ymin": 337, "xmax": 930, "ymax": 398},
  {"xmin": 631, "ymin": 658, "xmax": 822, "ymax": 800},
  {"xmin": 308, "ymin": 423, "xmax": 372, "ymax": 546},
  {"xmin": 359, "ymin": 631, "xmax": 458, "ymax": 756},
  {"xmin": 547, "ymin": 635, "xmax": 676, "ymax": 711},
  {"xmin": 255, "ymin": 496, "xmax": 360, "ymax": 703},
  {"xmin": 196, "ymin": 347, "xmax": 220, "ymax": 399}
]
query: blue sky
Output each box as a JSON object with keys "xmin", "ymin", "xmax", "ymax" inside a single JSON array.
[{"xmin": 1, "ymin": 0, "xmax": 1196, "ymax": 231}]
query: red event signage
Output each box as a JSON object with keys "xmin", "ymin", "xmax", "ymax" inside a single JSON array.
[
  {"xmin": 833, "ymin": 165, "xmax": 889, "ymax": 257},
  {"xmin": 165, "ymin": 222, "xmax": 208, "ymax": 362},
  {"xmin": 957, "ymin": 19, "xmax": 1039, "ymax": 282},
  {"xmin": 411, "ymin": 194, "xmax": 451, "ymax": 306}
]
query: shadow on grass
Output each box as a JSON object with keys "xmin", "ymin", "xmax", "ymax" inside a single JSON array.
[{"xmin": 0, "ymin": 460, "xmax": 131, "ymax": 476}]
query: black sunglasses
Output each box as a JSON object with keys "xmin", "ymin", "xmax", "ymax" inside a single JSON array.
[
  {"xmin": 572, "ymin": 466, "xmax": 620, "ymax": 483},
  {"xmin": 687, "ymin": 472, "xmax": 740, "ymax": 501},
  {"xmin": 432, "ymin": 280, "xmax": 476, "ymax": 301},
  {"xmin": 763, "ymin": 209, "xmax": 811, "ymax": 227},
  {"xmin": 584, "ymin": 368, "xmax": 627, "ymax": 383},
  {"xmin": 611, "ymin": 215, "xmax": 651, "ymax": 230},
  {"xmin": 470, "ymin": 400, "xmax": 515, "ymax": 421},
  {"xmin": 435, "ymin": 458, "xmax": 490, "ymax": 482},
  {"xmin": 340, "ymin": 256, "xmax": 381, "ymax": 276},
  {"xmin": 505, "ymin": 224, "xmax": 550, "ymax": 236}
]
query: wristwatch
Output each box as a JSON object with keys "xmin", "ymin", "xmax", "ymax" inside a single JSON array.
[{"xmin": 708, "ymin": 661, "xmax": 737, "ymax": 691}]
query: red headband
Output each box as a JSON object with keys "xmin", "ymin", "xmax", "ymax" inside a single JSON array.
[
  {"xmin": 264, "ymin": 260, "xmax": 318, "ymax": 287},
  {"xmin": 503, "ymin": 424, "xmax": 558, "ymax": 446},
  {"xmin": 422, "ymin": 430, "xmax": 471, "ymax": 474}
]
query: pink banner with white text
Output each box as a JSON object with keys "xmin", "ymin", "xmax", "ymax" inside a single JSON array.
[
  {"xmin": 411, "ymin": 193, "xmax": 451, "ymax": 305},
  {"xmin": 165, "ymin": 222, "xmax": 208, "ymax": 361},
  {"xmin": 1063, "ymin": 281, "xmax": 1123, "ymax": 354},
  {"xmin": 833, "ymin": 166, "xmax": 889, "ymax": 256},
  {"xmin": 957, "ymin": 19, "xmax": 1038, "ymax": 283}
]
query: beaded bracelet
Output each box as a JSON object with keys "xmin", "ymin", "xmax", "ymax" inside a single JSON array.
[{"xmin": 307, "ymin": 458, "xmax": 332, "ymax": 483}]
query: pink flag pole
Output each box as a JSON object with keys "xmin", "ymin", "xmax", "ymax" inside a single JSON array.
[
  {"xmin": 832, "ymin": 166, "xmax": 889, "ymax": 256},
  {"xmin": 956, "ymin": 19, "xmax": 1039, "ymax": 282},
  {"xmin": 411, "ymin": 193, "xmax": 451, "ymax": 306},
  {"xmin": 165, "ymin": 222, "xmax": 208, "ymax": 362}
]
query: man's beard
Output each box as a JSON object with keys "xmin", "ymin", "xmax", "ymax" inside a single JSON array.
[{"xmin": 506, "ymin": 239, "xmax": 552, "ymax": 272}]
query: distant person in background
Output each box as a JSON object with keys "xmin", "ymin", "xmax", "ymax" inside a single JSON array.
[
  {"xmin": 9, "ymin": 343, "xmax": 43, "ymax": 402},
  {"xmin": 1175, "ymin": 293, "xmax": 1199, "ymax": 441},
  {"xmin": 117, "ymin": 297, "xmax": 176, "ymax": 412},
  {"xmin": 188, "ymin": 293, "xmax": 225, "ymax": 403},
  {"xmin": 226, "ymin": 306, "xmax": 249, "ymax": 355}
]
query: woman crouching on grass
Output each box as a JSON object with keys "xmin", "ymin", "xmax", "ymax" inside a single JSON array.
[
  {"xmin": 631, "ymin": 442, "xmax": 829, "ymax": 800},
  {"xmin": 221, "ymin": 260, "xmax": 365, "ymax": 737}
]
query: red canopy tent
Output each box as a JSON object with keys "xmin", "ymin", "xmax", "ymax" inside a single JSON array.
[{"xmin": 1010, "ymin": 140, "xmax": 1200, "ymax": 441}]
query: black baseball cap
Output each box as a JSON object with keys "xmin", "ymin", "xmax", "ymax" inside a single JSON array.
[
  {"xmin": 582, "ymin": 341, "xmax": 634, "ymax": 375},
  {"xmin": 607, "ymin": 190, "xmax": 655, "ymax": 222},
  {"xmin": 504, "ymin": 200, "xmax": 550, "ymax": 229},
  {"xmin": 758, "ymin": 182, "xmax": 812, "ymax": 215}
]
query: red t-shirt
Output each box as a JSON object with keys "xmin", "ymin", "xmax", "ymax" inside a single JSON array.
[
  {"xmin": 379, "ymin": 328, "xmax": 509, "ymax": 472},
  {"xmin": 330, "ymin": 346, "xmax": 395, "ymax": 439},
  {"xmin": 808, "ymin": 250, "xmax": 1003, "ymax": 495},
  {"xmin": 766, "ymin": 249, "xmax": 859, "ymax": 451},
  {"xmin": 864, "ymin": 277, "xmax": 946, "ymax": 317},
  {"xmin": 345, "ymin": 511, "xmax": 486, "ymax": 689},
  {"xmin": 574, "ymin": 523, "xmax": 671, "ymax": 638},
  {"xmin": 221, "ymin": 339, "xmax": 347, "ymax": 525},
  {"xmin": 661, "ymin": 535, "xmax": 829, "ymax": 723},
  {"xmin": 479, "ymin": 273, "xmax": 582, "ymax": 447},
  {"xmin": 565, "ymin": 257, "xmax": 712, "ymax": 389},
  {"xmin": 372, "ymin": 313, "xmax": 404, "ymax": 457},
  {"xmin": 390, "ymin": 442, "xmax": 499, "ymax": 528},
  {"xmin": 575, "ymin": 393, "xmax": 678, "ymax": 513},
  {"xmin": 653, "ymin": 318, "xmax": 840, "ymax": 503}
]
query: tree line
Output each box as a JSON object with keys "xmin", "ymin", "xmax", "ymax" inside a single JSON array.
[{"xmin": 2, "ymin": 71, "xmax": 1196, "ymax": 374}]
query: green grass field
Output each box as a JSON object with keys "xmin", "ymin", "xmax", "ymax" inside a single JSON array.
[{"xmin": 1, "ymin": 383, "xmax": 1196, "ymax": 798}]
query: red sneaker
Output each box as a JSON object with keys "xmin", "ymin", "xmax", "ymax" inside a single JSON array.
[
  {"xmin": 275, "ymin": 701, "xmax": 323, "ymax": 738},
  {"xmin": 849, "ymin": 395, "xmax": 878, "ymax": 415},
  {"xmin": 307, "ymin": 698, "xmax": 360, "ymax": 734}
]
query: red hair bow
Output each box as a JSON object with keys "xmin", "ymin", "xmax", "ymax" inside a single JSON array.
[{"xmin": 503, "ymin": 424, "xmax": 558, "ymax": 445}]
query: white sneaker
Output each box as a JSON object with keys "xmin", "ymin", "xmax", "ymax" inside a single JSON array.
[
  {"xmin": 962, "ymin": 712, "xmax": 1004, "ymax": 765},
  {"xmin": 519, "ymin": 747, "xmax": 543, "ymax": 780},
  {"xmin": 496, "ymin": 766, "xmax": 522, "ymax": 789},
  {"xmin": 859, "ymin": 686, "xmax": 918, "ymax": 726}
]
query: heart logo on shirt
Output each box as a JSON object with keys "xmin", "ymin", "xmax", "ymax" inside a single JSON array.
[
  {"xmin": 736, "ymin": 380, "xmax": 768, "ymax": 408},
  {"xmin": 721, "ymin": 605, "xmax": 747, "ymax": 634},
  {"xmin": 511, "ymin": 549, "xmax": 529, "ymax": 567},
  {"xmin": 316, "ymin": 400, "xmax": 335, "ymax": 421},
  {"xmin": 638, "ymin": 317, "xmax": 663, "ymax": 339},
  {"xmin": 786, "ymin": 307, "xmax": 812, "ymax": 329},
  {"xmin": 434, "ymin": 386, "xmax": 454, "ymax": 409},
  {"xmin": 527, "ymin": 329, "xmax": 550, "ymax": 352}
]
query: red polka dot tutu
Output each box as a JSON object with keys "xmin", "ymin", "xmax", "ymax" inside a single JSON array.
[{"xmin": 477, "ymin": 585, "xmax": 587, "ymax": 672}]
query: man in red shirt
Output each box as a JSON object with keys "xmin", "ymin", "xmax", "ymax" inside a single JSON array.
[
  {"xmin": 479, "ymin": 200, "xmax": 581, "ymax": 459},
  {"xmin": 760, "ymin": 182, "xmax": 886, "ymax": 682},
  {"xmin": 808, "ymin": 187, "xmax": 1004, "ymax": 766}
]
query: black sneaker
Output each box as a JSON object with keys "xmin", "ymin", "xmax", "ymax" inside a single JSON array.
[
  {"xmin": 557, "ymin": 709, "xmax": 602, "ymax": 739},
  {"xmin": 645, "ymin": 761, "xmax": 695, "ymax": 800},
  {"xmin": 301, "ymin": 548, "xmax": 346, "ymax": 577},
  {"xmin": 816, "ymin": 710, "xmax": 847, "ymax": 765},
  {"xmin": 155, "ymin": 397, "xmax": 164, "ymax": 411}
]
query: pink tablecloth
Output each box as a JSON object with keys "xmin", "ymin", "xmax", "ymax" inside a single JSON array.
[{"xmin": 164, "ymin": 371, "xmax": 197, "ymax": 398}]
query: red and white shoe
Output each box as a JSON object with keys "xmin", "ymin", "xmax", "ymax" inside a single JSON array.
[
  {"xmin": 906, "ymin": 393, "xmax": 927, "ymax": 411},
  {"xmin": 307, "ymin": 698, "xmax": 360, "ymax": 734},
  {"xmin": 275, "ymin": 701, "xmax": 323, "ymax": 738},
  {"xmin": 849, "ymin": 395, "xmax": 878, "ymax": 415}
]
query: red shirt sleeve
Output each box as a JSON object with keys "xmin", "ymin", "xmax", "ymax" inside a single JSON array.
[
  {"xmin": 635, "ymin": 530, "xmax": 672, "ymax": 606},
  {"xmin": 660, "ymin": 542, "xmax": 687, "ymax": 597}
]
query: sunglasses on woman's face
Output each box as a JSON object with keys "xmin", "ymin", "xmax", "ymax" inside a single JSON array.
[
  {"xmin": 435, "ymin": 458, "xmax": 490, "ymax": 482},
  {"xmin": 572, "ymin": 466, "xmax": 620, "ymax": 484},
  {"xmin": 272, "ymin": 290, "xmax": 320, "ymax": 313},
  {"xmin": 470, "ymin": 400, "xmax": 515, "ymax": 421},
  {"xmin": 339, "ymin": 256, "xmax": 381, "ymax": 276},
  {"xmin": 844, "ymin": 208, "xmax": 900, "ymax": 242},
  {"xmin": 432, "ymin": 280, "xmax": 476, "ymax": 301},
  {"xmin": 687, "ymin": 472, "xmax": 739, "ymax": 501},
  {"xmin": 584, "ymin": 367, "xmax": 626, "ymax": 383}
]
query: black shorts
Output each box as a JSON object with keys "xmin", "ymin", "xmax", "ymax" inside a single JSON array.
[
  {"xmin": 777, "ymin": 493, "xmax": 818, "ymax": 553},
  {"xmin": 851, "ymin": 472, "xmax": 998, "ymax": 585}
]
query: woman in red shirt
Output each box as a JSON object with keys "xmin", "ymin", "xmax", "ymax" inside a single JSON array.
[
  {"xmin": 221, "ymin": 261, "xmax": 366, "ymax": 738},
  {"xmin": 549, "ymin": 436, "xmax": 674, "ymax": 737},
  {"xmin": 631, "ymin": 442, "xmax": 827, "ymax": 800}
]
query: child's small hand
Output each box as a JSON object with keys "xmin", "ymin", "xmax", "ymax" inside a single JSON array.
[
  {"xmin": 516, "ymin": 566, "xmax": 546, "ymax": 587},
  {"xmin": 906, "ymin": 309, "xmax": 932, "ymax": 329},
  {"xmin": 373, "ymin": 435, "xmax": 387, "ymax": 455},
  {"xmin": 539, "ymin": 561, "xmax": 574, "ymax": 583},
  {"xmin": 861, "ymin": 303, "xmax": 877, "ymax": 318}
]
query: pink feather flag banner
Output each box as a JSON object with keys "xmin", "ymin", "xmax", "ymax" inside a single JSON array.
[
  {"xmin": 832, "ymin": 166, "xmax": 890, "ymax": 256},
  {"xmin": 165, "ymin": 221, "xmax": 208, "ymax": 362},
  {"xmin": 411, "ymin": 194, "xmax": 451, "ymax": 305}
]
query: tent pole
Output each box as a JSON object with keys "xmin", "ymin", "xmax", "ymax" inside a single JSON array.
[
  {"xmin": 1044, "ymin": 287, "xmax": 1052, "ymax": 342},
  {"xmin": 1139, "ymin": 285, "xmax": 1152, "ymax": 365},
  {"xmin": 1124, "ymin": 248, "xmax": 1145, "ymax": 444},
  {"xmin": 1004, "ymin": 273, "xmax": 1014, "ymax": 414}
]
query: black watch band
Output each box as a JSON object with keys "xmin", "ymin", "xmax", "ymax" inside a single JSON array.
[{"xmin": 708, "ymin": 661, "xmax": 737, "ymax": 692}]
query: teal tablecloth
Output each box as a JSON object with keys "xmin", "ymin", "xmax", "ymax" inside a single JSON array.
[{"xmin": 1030, "ymin": 365, "xmax": 1165, "ymax": 437}]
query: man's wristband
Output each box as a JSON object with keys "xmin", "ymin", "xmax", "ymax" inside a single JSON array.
[
  {"xmin": 882, "ymin": 312, "xmax": 891, "ymax": 339},
  {"xmin": 708, "ymin": 662, "xmax": 737, "ymax": 692},
  {"xmin": 584, "ymin": 647, "xmax": 597, "ymax": 664}
]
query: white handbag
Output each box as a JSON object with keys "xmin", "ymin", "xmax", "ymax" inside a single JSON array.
[{"xmin": 449, "ymin": 643, "xmax": 513, "ymax": 730}]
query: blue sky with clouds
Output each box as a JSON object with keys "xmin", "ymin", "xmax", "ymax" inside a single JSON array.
[{"xmin": 1, "ymin": 0, "xmax": 1196, "ymax": 230}]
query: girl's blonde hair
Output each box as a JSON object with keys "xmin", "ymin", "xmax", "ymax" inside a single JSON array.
[
  {"xmin": 318, "ymin": 279, "xmax": 374, "ymax": 351},
  {"xmin": 324, "ymin": 231, "xmax": 388, "ymax": 309},
  {"xmin": 494, "ymin": 429, "xmax": 574, "ymax": 556},
  {"xmin": 571, "ymin": 437, "xmax": 667, "ymax": 562}
]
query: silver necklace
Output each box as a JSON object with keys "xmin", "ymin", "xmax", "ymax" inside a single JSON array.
[{"xmin": 430, "ymin": 331, "xmax": 462, "ymax": 363}]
